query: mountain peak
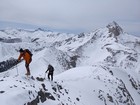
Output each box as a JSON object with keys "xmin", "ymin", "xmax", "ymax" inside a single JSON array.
[
  {"xmin": 106, "ymin": 21, "xmax": 123, "ymax": 36},
  {"xmin": 34, "ymin": 28, "xmax": 52, "ymax": 32},
  {"xmin": 107, "ymin": 21, "xmax": 119, "ymax": 27}
]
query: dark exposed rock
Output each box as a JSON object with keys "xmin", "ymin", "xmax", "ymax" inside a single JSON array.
[
  {"xmin": 129, "ymin": 75, "xmax": 140, "ymax": 92},
  {"xmin": 76, "ymin": 97, "xmax": 80, "ymax": 101},
  {"xmin": 36, "ymin": 77, "xmax": 44, "ymax": 82},
  {"xmin": 38, "ymin": 90, "xmax": 47, "ymax": 103},
  {"xmin": 107, "ymin": 94, "xmax": 113, "ymax": 103},
  {"xmin": 26, "ymin": 88, "xmax": 55, "ymax": 105},
  {"xmin": 52, "ymin": 87, "xmax": 57, "ymax": 92},
  {"xmin": 78, "ymin": 33, "xmax": 85, "ymax": 38},
  {"xmin": 117, "ymin": 80, "xmax": 135, "ymax": 105},
  {"xmin": 41, "ymin": 83, "xmax": 47, "ymax": 91},
  {"xmin": 69, "ymin": 55, "xmax": 79, "ymax": 68},
  {"xmin": 27, "ymin": 96, "xmax": 39, "ymax": 105},
  {"xmin": 45, "ymin": 92, "xmax": 55, "ymax": 100},
  {"xmin": 1, "ymin": 38, "xmax": 22, "ymax": 43},
  {"xmin": 98, "ymin": 90, "xmax": 107, "ymax": 105},
  {"xmin": 65, "ymin": 89, "xmax": 69, "ymax": 94},
  {"xmin": 97, "ymin": 78, "xmax": 136, "ymax": 105},
  {"xmin": 127, "ymin": 55, "xmax": 137, "ymax": 62},
  {"xmin": 0, "ymin": 58, "xmax": 17, "ymax": 72},
  {"xmin": 106, "ymin": 21, "xmax": 123, "ymax": 37},
  {"xmin": 0, "ymin": 91, "xmax": 5, "ymax": 93},
  {"xmin": 31, "ymin": 38, "xmax": 39, "ymax": 42}
]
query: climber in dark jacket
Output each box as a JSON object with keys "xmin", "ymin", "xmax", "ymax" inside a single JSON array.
[{"xmin": 45, "ymin": 64, "xmax": 54, "ymax": 81}]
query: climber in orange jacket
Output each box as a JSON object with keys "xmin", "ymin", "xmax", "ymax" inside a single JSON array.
[{"xmin": 17, "ymin": 48, "xmax": 32, "ymax": 75}]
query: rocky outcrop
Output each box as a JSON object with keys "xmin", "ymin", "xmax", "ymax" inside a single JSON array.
[{"xmin": 106, "ymin": 21, "xmax": 123, "ymax": 37}]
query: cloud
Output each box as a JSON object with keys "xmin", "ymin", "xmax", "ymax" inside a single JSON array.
[{"xmin": 0, "ymin": 0, "xmax": 140, "ymax": 35}]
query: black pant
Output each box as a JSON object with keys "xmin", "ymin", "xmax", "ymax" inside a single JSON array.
[
  {"xmin": 25, "ymin": 58, "xmax": 32, "ymax": 74},
  {"xmin": 48, "ymin": 73, "xmax": 53, "ymax": 81}
]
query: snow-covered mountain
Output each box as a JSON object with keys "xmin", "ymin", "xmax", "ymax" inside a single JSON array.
[{"xmin": 0, "ymin": 21, "xmax": 140, "ymax": 105}]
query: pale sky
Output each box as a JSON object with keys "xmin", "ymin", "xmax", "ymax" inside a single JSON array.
[{"xmin": 0, "ymin": 0, "xmax": 139, "ymax": 36}]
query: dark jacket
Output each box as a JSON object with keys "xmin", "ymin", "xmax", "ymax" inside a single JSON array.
[{"xmin": 46, "ymin": 65, "xmax": 54, "ymax": 74}]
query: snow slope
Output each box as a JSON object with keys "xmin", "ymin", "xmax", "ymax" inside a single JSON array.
[{"xmin": 0, "ymin": 22, "xmax": 140, "ymax": 105}]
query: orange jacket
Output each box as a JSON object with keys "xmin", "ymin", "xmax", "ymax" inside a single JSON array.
[{"xmin": 18, "ymin": 51, "xmax": 32, "ymax": 64}]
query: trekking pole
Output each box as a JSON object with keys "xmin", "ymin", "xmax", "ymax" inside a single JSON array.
[
  {"xmin": 15, "ymin": 64, "xmax": 19, "ymax": 76},
  {"xmin": 44, "ymin": 72, "xmax": 47, "ymax": 80}
]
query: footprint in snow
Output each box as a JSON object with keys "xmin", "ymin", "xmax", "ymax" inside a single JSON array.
[{"xmin": 0, "ymin": 79, "xmax": 4, "ymax": 81}]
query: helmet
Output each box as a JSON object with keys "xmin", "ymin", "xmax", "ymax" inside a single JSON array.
[{"xmin": 19, "ymin": 48, "xmax": 24, "ymax": 52}]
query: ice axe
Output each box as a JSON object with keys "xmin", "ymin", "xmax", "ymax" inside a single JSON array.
[{"xmin": 44, "ymin": 71, "xmax": 47, "ymax": 80}]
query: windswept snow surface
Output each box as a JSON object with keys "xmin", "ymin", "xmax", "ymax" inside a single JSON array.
[{"xmin": 0, "ymin": 22, "xmax": 140, "ymax": 105}]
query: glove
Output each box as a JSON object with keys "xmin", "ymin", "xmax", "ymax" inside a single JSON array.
[{"xmin": 16, "ymin": 60, "xmax": 19, "ymax": 63}]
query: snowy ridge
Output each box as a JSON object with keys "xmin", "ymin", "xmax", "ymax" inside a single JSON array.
[{"xmin": 0, "ymin": 22, "xmax": 140, "ymax": 105}]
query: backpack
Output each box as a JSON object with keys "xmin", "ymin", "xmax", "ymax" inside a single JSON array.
[
  {"xmin": 49, "ymin": 65, "xmax": 54, "ymax": 72},
  {"xmin": 25, "ymin": 49, "xmax": 33, "ymax": 57}
]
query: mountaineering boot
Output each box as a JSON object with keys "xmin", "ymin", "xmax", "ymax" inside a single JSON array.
[
  {"xmin": 25, "ymin": 71, "xmax": 30, "ymax": 75},
  {"xmin": 26, "ymin": 67, "xmax": 31, "ymax": 75}
]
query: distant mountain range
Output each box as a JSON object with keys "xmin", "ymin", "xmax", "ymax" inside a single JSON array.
[{"xmin": 0, "ymin": 21, "xmax": 140, "ymax": 105}]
